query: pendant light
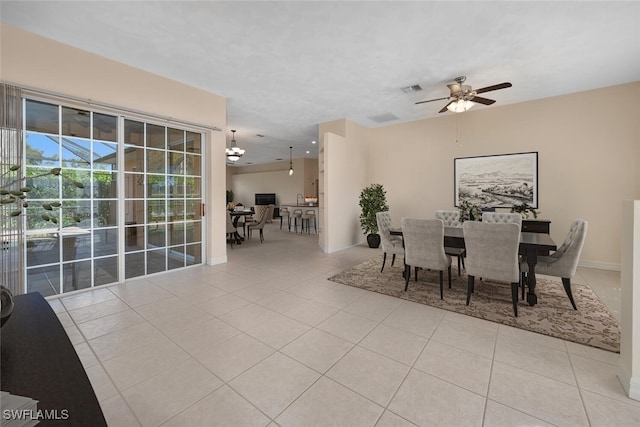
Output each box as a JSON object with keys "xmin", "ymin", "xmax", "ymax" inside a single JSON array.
[
  {"xmin": 226, "ymin": 129, "xmax": 245, "ymax": 162},
  {"xmin": 288, "ymin": 146, "xmax": 294, "ymax": 176}
]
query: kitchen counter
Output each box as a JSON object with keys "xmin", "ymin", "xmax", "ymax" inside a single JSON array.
[{"xmin": 281, "ymin": 203, "xmax": 319, "ymax": 207}]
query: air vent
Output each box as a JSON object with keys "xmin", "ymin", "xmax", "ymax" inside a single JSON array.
[
  {"xmin": 369, "ymin": 112, "xmax": 400, "ymax": 123},
  {"xmin": 256, "ymin": 134, "xmax": 265, "ymax": 138},
  {"xmin": 402, "ymin": 84, "xmax": 422, "ymax": 94}
]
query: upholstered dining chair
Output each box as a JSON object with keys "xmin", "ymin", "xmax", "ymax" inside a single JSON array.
[
  {"xmin": 463, "ymin": 221, "xmax": 521, "ymax": 316},
  {"xmin": 521, "ymin": 219, "xmax": 588, "ymax": 310},
  {"xmin": 376, "ymin": 211, "xmax": 404, "ymax": 273},
  {"xmin": 247, "ymin": 205, "xmax": 274, "ymax": 243},
  {"xmin": 435, "ymin": 210, "xmax": 466, "ymax": 276},
  {"xmin": 226, "ymin": 211, "xmax": 237, "ymax": 248},
  {"xmin": 481, "ymin": 212, "xmax": 523, "ymax": 229},
  {"xmin": 401, "ymin": 218, "xmax": 452, "ymax": 298}
]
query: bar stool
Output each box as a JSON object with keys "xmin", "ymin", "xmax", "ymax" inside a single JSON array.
[
  {"xmin": 291, "ymin": 209, "xmax": 303, "ymax": 232},
  {"xmin": 279, "ymin": 207, "xmax": 290, "ymax": 230},
  {"xmin": 301, "ymin": 209, "xmax": 317, "ymax": 234}
]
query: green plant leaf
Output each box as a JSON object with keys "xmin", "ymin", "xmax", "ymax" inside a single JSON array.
[
  {"xmin": 73, "ymin": 181, "xmax": 85, "ymax": 189},
  {"xmin": 20, "ymin": 186, "xmax": 32, "ymax": 192},
  {"xmin": 50, "ymin": 167, "xmax": 62, "ymax": 176},
  {"xmin": 9, "ymin": 165, "xmax": 21, "ymax": 171},
  {"xmin": 10, "ymin": 210, "xmax": 21, "ymax": 217}
]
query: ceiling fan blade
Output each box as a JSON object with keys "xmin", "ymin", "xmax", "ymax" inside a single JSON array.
[
  {"xmin": 415, "ymin": 96, "xmax": 450, "ymax": 105},
  {"xmin": 471, "ymin": 96, "xmax": 496, "ymax": 105},
  {"xmin": 475, "ymin": 82, "xmax": 512, "ymax": 94},
  {"xmin": 439, "ymin": 100, "xmax": 455, "ymax": 113}
]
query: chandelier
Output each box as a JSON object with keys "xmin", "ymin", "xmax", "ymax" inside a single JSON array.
[{"xmin": 226, "ymin": 129, "xmax": 245, "ymax": 162}]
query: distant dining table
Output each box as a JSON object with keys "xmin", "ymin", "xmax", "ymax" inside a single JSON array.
[
  {"xmin": 229, "ymin": 210, "xmax": 254, "ymax": 244},
  {"xmin": 390, "ymin": 226, "xmax": 557, "ymax": 306}
]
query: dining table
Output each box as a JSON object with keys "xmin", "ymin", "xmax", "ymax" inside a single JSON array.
[
  {"xmin": 229, "ymin": 210, "xmax": 254, "ymax": 244},
  {"xmin": 390, "ymin": 226, "xmax": 557, "ymax": 306}
]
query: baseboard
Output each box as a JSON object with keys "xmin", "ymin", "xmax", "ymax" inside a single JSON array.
[
  {"xmin": 579, "ymin": 260, "xmax": 621, "ymax": 272},
  {"xmin": 324, "ymin": 242, "xmax": 366, "ymax": 254},
  {"xmin": 618, "ymin": 364, "xmax": 640, "ymax": 401},
  {"xmin": 208, "ymin": 256, "xmax": 228, "ymax": 265}
]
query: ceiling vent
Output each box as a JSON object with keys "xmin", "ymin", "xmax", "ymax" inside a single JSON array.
[
  {"xmin": 369, "ymin": 112, "xmax": 399, "ymax": 123},
  {"xmin": 402, "ymin": 84, "xmax": 422, "ymax": 94}
]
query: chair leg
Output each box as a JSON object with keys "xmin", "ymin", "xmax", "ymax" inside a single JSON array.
[
  {"xmin": 466, "ymin": 275, "xmax": 474, "ymax": 305},
  {"xmin": 381, "ymin": 252, "xmax": 387, "ymax": 272},
  {"xmin": 457, "ymin": 256, "xmax": 461, "ymax": 276},
  {"xmin": 521, "ymin": 272, "xmax": 527, "ymax": 300},
  {"xmin": 562, "ymin": 277, "xmax": 578, "ymax": 310},
  {"xmin": 415, "ymin": 267, "xmax": 419, "ymax": 282},
  {"xmin": 439, "ymin": 270, "xmax": 444, "ymax": 300},
  {"xmin": 511, "ymin": 282, "xmax": 519, "ymax": 317},
  {"xmin": 447, "ymin": 265, "xmax": 452, "ymax": 289},
  {"xmin": 404, "ymin": 264, "xmax": 411, "ymax": 292},
  {"xmin": 391, "ymin": 254, "xmax": 396, "ymax": 267},
  {"xmin": 259, "ymin": 228, "xmax": 264, "ymax": 243}
]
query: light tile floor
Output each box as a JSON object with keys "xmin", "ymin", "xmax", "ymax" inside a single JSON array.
[{"xmin": 48, "ymin": 223, "xmax": 638, "ymax": 426}]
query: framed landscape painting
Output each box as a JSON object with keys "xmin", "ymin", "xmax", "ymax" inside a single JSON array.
[{"xmin": 454, "ymin": 152, "xmax": 538, "ymax": 208}]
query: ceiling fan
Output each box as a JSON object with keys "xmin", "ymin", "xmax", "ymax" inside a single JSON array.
[{"xmin": 415, "ymin": 76, "xmax": 512, "ymax": 113}]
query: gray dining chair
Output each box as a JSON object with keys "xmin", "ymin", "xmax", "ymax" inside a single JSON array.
[
  {"xmin": 226, "ymin": 211, "xmax": 237, "ymax": 248},
  {"xmin": 481, "ymin": 212, "xmax": 523, "ymax": 229},
  {"xmin": 521, "ymin": 219, "xmax": 588, "ymax": 310},
  {"xmin": 435, "ymin": 210, "xmax": 466, "ymax": 276},
  {"xmin": 376, "ymin": 211, "xmax": 404, "ymax": 272},
  {"xmin": 290, "ymin": 209, "xmax": 303, "ymax": 233},
  {"xmin": 401, "ymin": 218, "xmax": 451, "ymax": 298},
  {"xmin": 247, "ymin": 205, "xmax": 274, "ymax": 243},
  {"xmin": 463, "ymin": 221, "xmax": 521, "ymax": 316}
]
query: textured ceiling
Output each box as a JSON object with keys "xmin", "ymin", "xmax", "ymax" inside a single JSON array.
[{"xmin": 2, "ymin": 1, "xmax": 639, "ymax": 166}]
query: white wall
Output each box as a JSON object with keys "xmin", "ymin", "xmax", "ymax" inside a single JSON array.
[{"xmin": 231, "ymin": 168, "xmax": 303, "ymax": 207}]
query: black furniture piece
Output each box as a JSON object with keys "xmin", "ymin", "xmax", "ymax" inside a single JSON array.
[
  {"xmin": 522, "ymin": 219, "xmax": 551, "ymax": 234},
  {"xmin": 1, "ymin": 293, "xmax": 107, "ymax": 426}
]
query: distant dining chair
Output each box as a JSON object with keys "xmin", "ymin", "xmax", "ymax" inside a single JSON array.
[
  {"xmin": 521, "ymin": 219, "xmax": 588, "ymax": 310},
  {"xmin": 247, "ymin": 205, "xmax": 274, "ymax": 243},
  {"xmin": 435, "ymin": 210, "xmax": 466, "ymax": 276},
  {"xmin": 463, "ymin": 221, "xmax": 521, "ymax": 316},
  {"xmin": 481, "ymin": 212, "xmax": 523, "ymax": 229},
  {"xmin": 401, "ymin": 218, "xmax": 451, "ymax": 298},
  {"xmin": 226, "ymin": 212, "xmax": 237, "ymax": 248},
  {"xmin": 279, "ymin": 207, "xmax": 291, "ymax": 230},
  {"xmin": 376, "ymin": 211, "xmax": 404, "ymax": 272}
]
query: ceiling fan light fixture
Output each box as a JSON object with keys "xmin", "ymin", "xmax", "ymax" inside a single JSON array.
[
  {"xmin": 447, "ymin": 99, "xmax": 475, "ymax": 113},
  {"xmin": 225, "ymin": 129, "xmax": 245, "ymax": 162}
]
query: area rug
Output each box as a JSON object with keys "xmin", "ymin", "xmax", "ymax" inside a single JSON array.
[{"xmin": 328, "ymin": 257, "xmax": 620, "ymax": 353}]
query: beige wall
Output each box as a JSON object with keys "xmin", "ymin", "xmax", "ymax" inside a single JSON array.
[
  {"xmin": 1, "ymin": 23, "xmax": 229, "ymax": 266},
  {"xmin": 365, "ymin": 82, "xmax": 640, "ymax": 268},
  {"xmin": 228, "ymin": 157, "xmax": 316, "ymax": 207}
]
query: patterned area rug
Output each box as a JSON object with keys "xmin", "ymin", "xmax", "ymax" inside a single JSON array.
[{"xmin": 328, "ymin": 257, "xmax": 620, "ymax": 353}]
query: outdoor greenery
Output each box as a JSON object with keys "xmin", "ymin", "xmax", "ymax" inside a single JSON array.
[
  {"xmin": 359, "ymin": 183, "xmax": 389, "ymax": 235},
  {"xmin": 1, "ymin": 165, "xmax": 84, "ymax": 226}
]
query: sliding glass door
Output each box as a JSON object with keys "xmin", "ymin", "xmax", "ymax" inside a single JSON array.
[{"xmin": 24, "ymin": 99, "xmax": 204, "ymax": 296}]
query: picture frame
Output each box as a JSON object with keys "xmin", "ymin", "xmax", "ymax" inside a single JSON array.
[{"xmin": 454, "ymin": 152, "xmax": 538, "ymax": 208}]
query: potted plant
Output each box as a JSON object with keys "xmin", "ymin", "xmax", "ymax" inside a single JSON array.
[
  {"xmin": 458, "ymin": 196, "xmax": 482, "ymax": 222},
  {"xmin": 359, "ymin": 183, "xmax": 389, "ymax": 248},
  {"xmin": 511, "ymin": 202, "xmax": 538, "ymax": 219},
  {"xmin": 226, "ymin": 190, "xmax": 234, "ymax": 209}
]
